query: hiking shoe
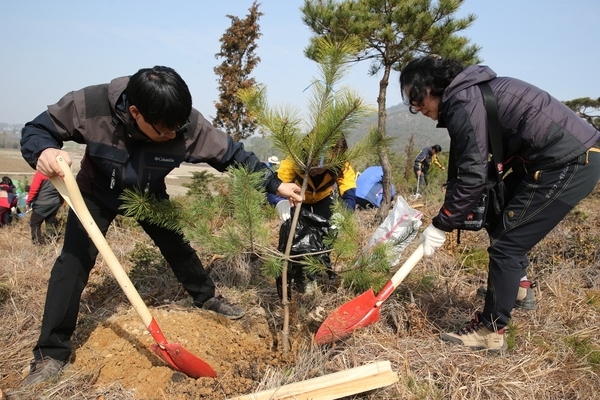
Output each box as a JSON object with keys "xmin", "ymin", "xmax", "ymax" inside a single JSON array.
[
  {"xmin": 440, "ymin": 313, "xmax": 507, "ymax": 354},
  {"xmin": 201, "ymin": 295, "xmax": 245, "ymax": 320},
  {"xmin": 477, "ymin": 280, "xmax": 537, "ymax": 310},
  {"xmin": 22, "ymin": 357, "xmax": 67, "ymax": 387}
]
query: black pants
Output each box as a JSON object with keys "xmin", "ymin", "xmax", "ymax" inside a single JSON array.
[
  {"xmin": 481, "ymin": 151, "xmax": 600, "ymax": 330},
  {"xmin": 29, "ymin": 208, "xmax": 59, "ymax": 244},
  {"xmin": 33, "ymin": 192, "xmax": 215, "ymax": 362}
]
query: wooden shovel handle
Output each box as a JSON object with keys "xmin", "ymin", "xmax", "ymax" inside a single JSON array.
[
  {"xmin": 375, "ymin": 244, "xmax": 424, "ymax": 304},
  {"xmin": 50, "ymin": 156, "xmax": 153, "ymax": 327}
]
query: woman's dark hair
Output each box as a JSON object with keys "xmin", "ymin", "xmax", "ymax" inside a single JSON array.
[
  {"xmin": 432, "ymin": 144, "xmax": 442, "ymax": 153},
  {"xmin": 126, "ymin": 66, "xmax": 192, "ymax": 130},
  {"xmin": 1, "ymin": 176, "xmax": 13, "ymax": 186},
  {"xmin": 400, "ymin": 56, "xmax": 466, "ymax": 107}
]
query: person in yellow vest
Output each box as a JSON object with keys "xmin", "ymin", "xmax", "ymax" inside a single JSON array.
[
  {"xmin": 276, "ymin": 138, "xmax": 357, "ymax": 219},
  {"xmin": 275, "ymin": 137, "xmax": 357, "ymax": 295}
]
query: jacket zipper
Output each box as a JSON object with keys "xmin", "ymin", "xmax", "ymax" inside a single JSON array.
[
  {"xmin": 110, "ymin": 168, "xmax": 116, "ymax": 189},
  {"xmin": 144, "ymin": 172, "xmax": 151, "ymax": 192}
]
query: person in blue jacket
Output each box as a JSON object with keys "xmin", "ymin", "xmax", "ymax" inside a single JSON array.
[{"xmin": 355, "ymin": 166, "xmax": 395, "ymax": 209}]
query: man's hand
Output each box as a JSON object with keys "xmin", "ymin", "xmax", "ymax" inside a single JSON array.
[
  {"xmin": 418, "ymin": 224, "xmax": 446, "ymax": 257},
  {"xmin": 36, "ymin": 148, "xmax": 72, "ymax": 178},
  {"xmin": 275, "ymin": 183, "xmax": 303, "ymax": 207}
]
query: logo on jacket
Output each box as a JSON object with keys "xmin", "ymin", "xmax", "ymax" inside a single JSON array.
[{"xmin": 154, "ymin": 157, "xmax": 175, "ymax": 163}]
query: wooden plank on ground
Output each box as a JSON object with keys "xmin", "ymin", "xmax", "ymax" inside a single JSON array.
[{"xmin": 228, "ymin": 360, "xmax": 398, "ymax": 400}]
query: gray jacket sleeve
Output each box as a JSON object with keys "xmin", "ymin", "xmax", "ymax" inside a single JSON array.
[
  {"xmin": 20, "ymin": 90, "xmax": 86, "ymax": 169},
  {"xmin": 186, "ymin": 110, "xmax": 283, "ymax": 194}
]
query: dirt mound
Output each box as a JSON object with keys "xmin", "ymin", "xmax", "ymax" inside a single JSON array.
[{"xmin": 72, "ymin": 304, "xmax": 293, "ymax": 399}]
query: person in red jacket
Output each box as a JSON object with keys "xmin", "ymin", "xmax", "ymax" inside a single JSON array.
[
  {"xmin": 0, "ymin": 176, "xmax": 18, "ymax": 226},
  {"xmin": 26, "ymin": 171, "xmax": 64, "ymax": 244}
]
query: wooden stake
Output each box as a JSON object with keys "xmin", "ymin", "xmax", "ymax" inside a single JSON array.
[{"xmin": 228, "ymin": 360, "xmax": 398, "ymax": 400}]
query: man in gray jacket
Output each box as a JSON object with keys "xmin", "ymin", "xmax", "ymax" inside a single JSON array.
[
  {"xmin": 400, "ymin": 56, "xmax": 600, "ymax": 353},
  {"xmin": 20, "ymin": 66, "xmax": 302, "ymax": 385}
]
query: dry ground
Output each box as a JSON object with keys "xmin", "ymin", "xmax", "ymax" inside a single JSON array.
[{"xmin": 1, "ymin": 148, "xmax": 600, "ymax": 399}]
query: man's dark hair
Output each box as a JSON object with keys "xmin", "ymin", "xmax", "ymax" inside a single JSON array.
[
  {"xmin": 432, "ymin": 144, "xmax": 442, "ymax": 153},
  {"xmin": 126, "ymin": 66, "xmax": 192, "ymax": 130},
  {"xmin": 400, "ymin": 56, "xmax": 466, "ymax": 107}
]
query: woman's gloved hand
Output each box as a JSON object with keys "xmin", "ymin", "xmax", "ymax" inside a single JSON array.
[{"xmin": 418, "ymin": 224, "xmax": 446, "ymax": 257}]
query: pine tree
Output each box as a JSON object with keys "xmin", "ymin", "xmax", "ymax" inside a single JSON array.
[
  {"xmin": 213, "ymin": 1, "xmax": 263, "ymax": 142},
  {"xmin": 563, "ymin": 97, "xmax": 600, "ymax": 129},
  {"xmin": 239, "ymin": 37, "xmax": 373, "ymax": 353},
  {"xmin": 301, "ymin": 0, "xmax": 481, "ymax": 221}
]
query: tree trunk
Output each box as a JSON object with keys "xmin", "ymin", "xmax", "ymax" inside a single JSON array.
[
  {"xmin": 375, "ymin": 63, "xmax": 393, "ymax": 223},
  {"xmin": 280, "ymin": 178, "xmax": 309, "ymax": 354}
]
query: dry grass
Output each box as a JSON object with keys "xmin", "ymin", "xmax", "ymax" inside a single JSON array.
[{"xmin": 1, "ymin": 184, "xmax": 600, "ymax": 399}]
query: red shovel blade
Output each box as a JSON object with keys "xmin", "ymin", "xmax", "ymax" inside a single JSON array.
[
  {"xmin": 315, "ymin": 246, "xmax": 424, "ymax": 345},
  {"xmin": 151, "ymin": 343, "xmax": 216, "ymax": 378},
  {"xmin": 147, "ymin": 318, "xmax": 216, "ymax": 378},
  {"xmin": 314, "ymin": 289, "xmax": 382, "ymax": 345}
]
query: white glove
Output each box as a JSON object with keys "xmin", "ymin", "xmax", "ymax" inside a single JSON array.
[
  {"xmin": 330, "ymin": 212, "xmax": 344, "ymax": 230},
  {"xmin": 275, "ymin": 200, "xmax": 291, "ymax": 221},
  {"xmin": 418, "ymin": 224, "xmax": 446, "ymax": 257}
]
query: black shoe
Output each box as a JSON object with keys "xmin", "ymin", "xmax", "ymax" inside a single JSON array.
[
  {"xmin": 22, "ymin": 357, "xmax": 67, "ymax": 387},
  {"xmin": 201, "ymin": 295, "xmax": 245, "ymax": 319}
]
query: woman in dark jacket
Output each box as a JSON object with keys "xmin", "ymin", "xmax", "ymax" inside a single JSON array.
[{"xmin": 400, "ymin": 56, "xmax": 600, "ymax": 353}]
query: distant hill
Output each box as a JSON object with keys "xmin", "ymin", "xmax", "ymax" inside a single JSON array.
[
  {"xmin": 0, "ymin": 123, "xmax": 23, "ymax": 135},
  {"xmin": 244, "ymin": 102, "xmax": 451, "ymax": 161},
  {"xmin": 347, "ymin": 103, "xmax": 450, "ymax": 152}
]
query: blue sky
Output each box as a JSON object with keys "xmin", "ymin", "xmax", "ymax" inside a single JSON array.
[{"xmin": 1, "ymin": 0, "xmax": 598, "ymax": 124}]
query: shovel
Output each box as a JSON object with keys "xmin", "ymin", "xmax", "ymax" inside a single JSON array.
[
  {"xmin": 409, "ymin": 176, "xmax": 421, "ymax": 201},
  {"xmin": 50, "ymin": 156, "xmax": 216, "ymax": 379},
  {"xmin": 314, "ymin": 244, "xmax": 424, "ymax": 345}
]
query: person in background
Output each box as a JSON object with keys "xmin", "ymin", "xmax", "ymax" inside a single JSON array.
[
  {"xmin": 355, "ymin": 165, "xmax": 395, "ymax": 209},
  {"xmin": 275, "ymin": 137, "xmax": 357, "ymax": 294},
  {"xmin": 266, "ymin": 155, "xmax": 280, "ymax": 169},
  {"xmin": 26, "ymin": 171, "xmax": 64, "ymax": 245},
  {"xmin": 1, "ymin": 176, "xmax": 16, "ymax": 193},
  {"xmin": 277, "ymin": 137, "xmax": 357, "ymax": 220},
  {"xmin": 19, "ymin": 65, "xmax": 302, "ymax": 386},
  {"xmin": 264, "ymin": 156, "xmax": 290, "ymax": 218},
  {"xmin": 414, "ymin": 144, "xmax": 445, "ymax": 189},
  {"xmin": 0, "ymin": 176, "xmax": 18, "ymax": 226},
  {"xmin": 401, "ymin": 56, "xmax": 600, "ymax": 353}
]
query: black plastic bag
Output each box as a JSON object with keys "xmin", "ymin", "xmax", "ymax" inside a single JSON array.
[{"xmin": 276, "ymin": 207, "xmax": 332, "ymax": 299}]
